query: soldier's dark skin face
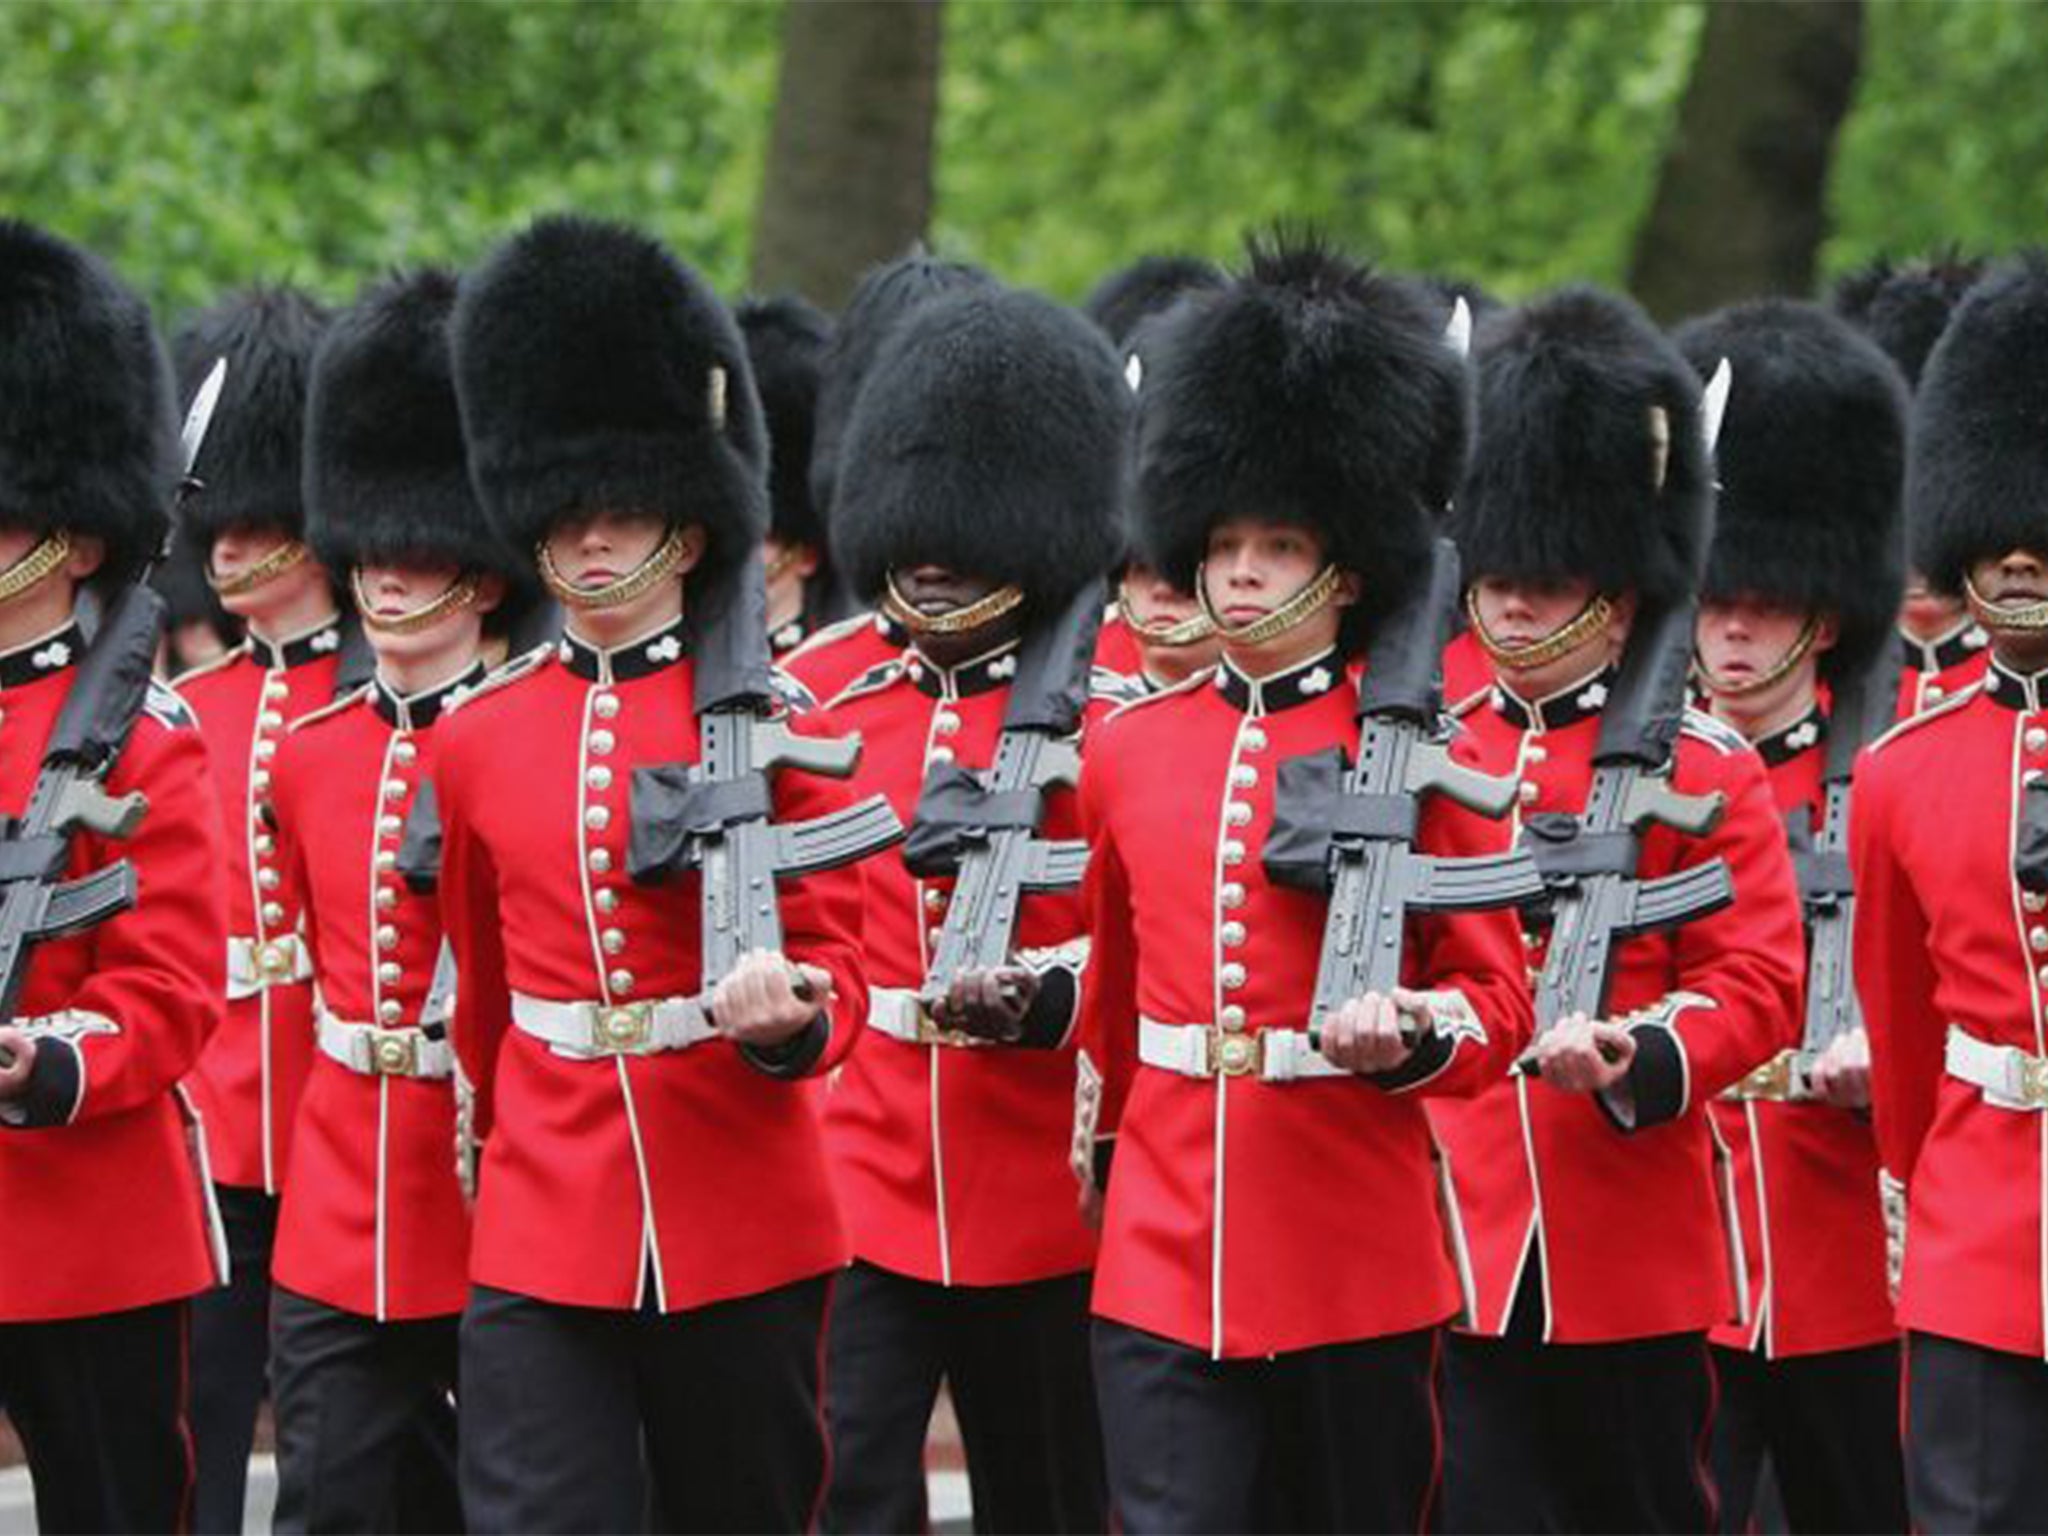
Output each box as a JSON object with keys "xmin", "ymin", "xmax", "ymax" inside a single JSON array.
[
  {"xmin": 891, "ymin": 564, "xmax": 1025, "ymax": 667},
  {"xmin": 1969, "ymin": 549, "xmax": 2048, "ymax": 673}
]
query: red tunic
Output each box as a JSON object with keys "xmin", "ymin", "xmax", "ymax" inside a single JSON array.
[
  {"xmin": 436, "ymin": 618, "xmax": 867, "ymax": 1312},
  {"xmin": 1078, "ymin": 652, "xmax": 1533, "ymax": 1359},
  {"xmin": 1442, "ymin": 628, "xmax": 1494, "ymax": 717},
  {"xmin": 176, "ymin": 621, "xmax": 347, "ymax": 1191},
  {"xmin": 1854, "ymin": 660, "xmax": 2048, "ymax": 1358},
  {"xmin": 1093, "ymin": 607, "xmax": 1144, "ymax": 679},
  {"xmin": 1706, "ymin": 707, "xmax": 1894, "ymax": 1358},
  {"xmin": 785, "ymin": 611, "xmax": 907, "ymax": 707},
  {"xmin": 1896, "ymin": 620, "xmax": 1990, "ymax": 720},
  {"xmin": 1429, "ymin": 669, "xmax": 1806, "ymax": 1344},
  {"xmin": 0, "ymin": 619, "xmax": 229, "ymax": 1320},
  {"xmin": 820, "ymin": 642, "xmax": 1102, "ymax": 1289},
  {"xmin": 268, "ymin": 673, "xmax": 478, "ymax": 1321}
]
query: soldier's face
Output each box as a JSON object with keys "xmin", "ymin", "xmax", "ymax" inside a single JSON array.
[
  {"xmin": 1899, "ymin": 570, "xmax": 1967, "ymax": 641},
  {"xmin": 356, "ymin": 560, "xmax": 494, "ymax": 667},
  {"xmin": 1969, "ymin": 549, "xmax": 2048, "ymax": 670},
  {"xmin": 210, "ymin": 523, "xmax": 329, "ymax": 621},
  {"xmin": 1695, "ymin": 597, "xmax": 1833, "ymax": 725},
  {"xmin": 1122, "ymin": 564, "xmax": 1203, "ymax": 634},
  {"xmin": 1201, "ymin": 520, "xmax": 1329, "ymax": 627},
  {"xmin": 1471, "ymin": 575, "xmax": 1633, "ymax": 696},
  {"xmin": 890, "ymin": 564, "xmax": 999, "ymax": 613},
  {"xmin": 545, "ymin": 509, "xmax": 688, "ymax": 592}
]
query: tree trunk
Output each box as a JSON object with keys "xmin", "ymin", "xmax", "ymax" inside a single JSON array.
[
  {"xmin": 1629, "ymin": 1, "xmax": 1863, "ymax": 322},
  {"xmin": 749, "ymin": 0, "xmax": 943, "ymax": 311}
]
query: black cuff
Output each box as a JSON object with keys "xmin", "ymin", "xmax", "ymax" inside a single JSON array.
[
  {"xmin": 741, "ymin": 1012, "xmax": 830, "ymax": 1080},
  {"xmin": 1092, "ymin": 1136, "xmax": 1116, "ymax": 1192},
  {"xmin": 0, "ymin": 1038, "xmax": 81, "ymax": 1130},
  {"xmin": 1364, "ymin": 1026, "xmax": 1456, "ymax": 1092},
  {"xmin": 1596, "ymin": 1025, "xmax": 1687, "ymax": 1132},
  {"xmin": 1014, "ymin": 967, "xmax": 1079, "ymax": 1051}
]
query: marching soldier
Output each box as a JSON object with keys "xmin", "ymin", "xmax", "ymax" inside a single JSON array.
[
  {"xmin": 783, "ymin": 252, "xmax": 994, "ymax": 704},
  {"xmin": 264, "ymin": 269, "xmax": 523, "ymax": 1532},
  {"xmin": 737, "ymin": 295, "xmax": 836, "ymax": 658},
  {"xmin": 816, "ymin": 284, "xmax": 1124, "ymax": 1534},
  {"xmin": 1106, "ymin": 561, "xmax": 1218, "ymax": 693},
  {"xmin": 1077, "ymin": 242, "xmax": 1532, "ymax": 1532},
  {"xmin": 442, "ymin": 215, "xmax": 869, "ymax": 1532},
  {"xmin": 1853, "ymin": 255, "xmax": 2048, "ymax": 1532},
  {"xmin": 152, "ymin": 525, "xmax": 239, "ymax": 676},
  {"xmin": 1678, "ymin": 299, "xmax": 1910, "ymax": 1533},
  {"xmin": 1430, "ymin": 288, "xmax": 1805, "ymax": 1533},
  {"xmin": 0, "ymin": 219, "xmax": 229, "ymax": 1531},
  {"xmin": 168, "ymin": 284, "xmax": 342, "ymax": 1536}
]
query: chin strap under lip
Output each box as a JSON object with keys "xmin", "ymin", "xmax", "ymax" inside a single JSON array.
[
  {"xmin": 1196, "ymin": 562, "xmax": 1342, "ymax": 647},
  {"xmin": 0, "ymin": 532, "xmax": 73, "ymax": 607},
  {"xmin": 537, "ymin": 525, "xmax": 690, "ymax": 612},
  {"xmin": 1117, "ymin": 578, "xmax": 1215, "ymax": 648},
  {"xmin": 1465, "ymin": 587, "xmax": 1614, "ymax": 671},
  {"xmin": 1965, "ymin": 574, "xmax": 2048, "ymax": 634},
  {"xmin": 352, "ymin": 568, "xmax": 483, "ymax": 636},
  {"xmin": 880, "ymin": 572, "xmax": 1026, "ymax": 638},
  {"xmin": 1693, "ymin": 614, "xmax": 1822, "ymax": 699},
  {"xmin": 209, "ymin": 537, "xmax": 310, "ymax": 599}
]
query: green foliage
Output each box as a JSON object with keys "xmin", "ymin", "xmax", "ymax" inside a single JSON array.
[{"xmin": 2, "ymin": 0, "xmax": 2043, "ymax": 322}]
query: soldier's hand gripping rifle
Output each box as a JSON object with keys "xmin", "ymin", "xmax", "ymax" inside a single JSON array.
[
  {"xmin": 0, "ymin": 360, "xmax": 227, "ymax": 1052},
  {"xmin": 627, "ymin": 545, "xmax": 904, "ymax": 1036},
  {"xmin": 903, "ymin": 577, "xmax": 1104, "ymax": 1033},
  {"xmin": 1262, "ymin": 539, "xmax": 1545, "ymax": 1054},
  {"xmin": 1734, "ymin": 642, "xmax": 1902, "ymax": 1102}
]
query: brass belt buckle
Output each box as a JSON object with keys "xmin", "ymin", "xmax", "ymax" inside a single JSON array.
[
  {"xmin": 2020, "ymin": 1053, "xmax": 2048, "ymax": 1108},
  {"xmin": 1208, "ymin": 1028, "xmax": 1260, "ymax": 1078},
  {"xmin": 593, "ymin": 1002, "xmax": 653, "ymax": 1053},
  {"xmin": 1737, "ymin": 1050, "xmax": 1794, "ymax": 1102},
  {"xmin": 913, "ymin": 1000, "xmax": 988, "ymax": 1049},
  {"xmin": 368, "ymin": 1030, "xmax": 418, "ymax": 1077}
]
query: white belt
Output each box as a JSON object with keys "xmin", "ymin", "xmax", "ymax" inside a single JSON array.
[
  {"xmin": 227, "ymin": 934, "xmax": 312, "ymax": 1000},
  {"xmin": 1139, "ymin": 1017, "xmax": 1349, "ymax": 1083},
  {"xmin": 1944, "ymin": 1024, "xmax": 2048, "ymax": 1111},
  {"xmin": 316, "ymin": 1008, "xmax": 454, "ymax": 1080},
  {"xmin": 511, "ymin": 991, "xmax": 717, "ymax": 1060},
  {"xmin": 865, "ymin": 986, "xmax": 993, "ymax": 1049}
]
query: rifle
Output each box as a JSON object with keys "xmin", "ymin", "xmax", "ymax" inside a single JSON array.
[
  {"xmin": 1263, "ymin": 539, "xmax": 1544, "ymax": 1040},
  {"xmin": 626, "ymin": 545, "xmax": 904, "ymax": 997},
  {"xmin": 0, "ymin": 357, "xmax": 227, "ymax": 1041},
  {"xmin": 1731, "ymin": 643, "xmax": 1902, "ymax": 1101},
  {"xmin": 904, "ymin": 576, "xmax": 1103, "ymax": 1014}
]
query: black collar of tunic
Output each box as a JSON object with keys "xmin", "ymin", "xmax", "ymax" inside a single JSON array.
[
  {"xmin": 249, "ymin": 619, "xmax": 344, "ymax": 672},
  {"xmin": 907, "ymin": 638, "xmax": 1022, "ymax": 700},
  {"xmin": 1492, "ymin": 666, "xmax": 1620, "ymax": 733},
  {"xmin": 1753, "ymin": 704, "xmax": 1826, "ymax": 767},
  {"xmin": 1214, "ymin": 648, "xmax": 1345, "ymax": 715},
  {"xmin": 0, "ymin": 621, "xmax": 86, "ymax": 690},
  {"xmin": 559, "ymin": 617, "xmax": 690, "ymax": 684},
  {"xmin": 1984, "ymin": 657, "xmax": 2048, "ymax": 714},
  {"xmin": 1901, "ymin": 620, "xmax": 1987, "ymax": 675},
  {"xmin": 372, "ymin": 662, "xmax": 488, "ymax": 731}
]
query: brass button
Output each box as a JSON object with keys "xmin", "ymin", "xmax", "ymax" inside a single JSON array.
[
  {"xmin": 378, "ymin": 961, "xmax": 402, "ymax": 986},
  {"xmin": 261, "ymin": 901, "xmax": 286, "ymax": 925},
  {"xmin": 378, "ymin": 999, "xmax": 403, "ymax": 1026},
  {"xmin": 1219, "ymin": 1005, "xmax": 1247, "ymax": 1031},
  {"xmin": 2030, "ymin": 728, "xmax": 2048, "ymax": 753},
  {"xmin": 601, "ymin": 928, "xmax": 627, "ymax": 955},
  {"xmin": 263, "ymin": 680, "xmax": 290, "ymax": 702},
  {"xmin": 1221, "ymin": 921, "xmax": 1246, "ymax": 947},
  {"xmin": 934, "ymin": 711, "xmax": 961, "ymax": 736},
  {"xmin": 376, "ymin": 850, "xmax": 398, "ymax": 873},
  {"xmin": 594, "ymin": 888, "xmax": 619, "ymax": 914},
  {"xmin": 1241, "ymin": 727, "xmax": 1267, "ymax": 753},
  {"xmin": 585, "ymin": 806, "xmax": 611, "ymax": 832},
  {"xmin": 379, "ymin": 815, "xmax": 402, "ymax": 837},
  {"xmin": 255, "ymin": 739, "xmax": 278, "ymax": 761},
  {"xmin": 377, "ymin": 924, "xmax": 399, "ymax": 950},
  {"xmin": 1219, "ymin": 882, "xmax": 1245, "ymax": 909},
  {"xmin": 924, "ymin": 889, "xmax": 947, "ymax": 912},
  {"xmin": 258, "ymin": 710, "xmax": 284, "ymax": 730},
  {"xmin": 258, "ymin": 867, "xmax": 281, "ymax": 891},
  {"xmin": 593, "ymin": 693, "xmax": 621, "ymax": 719},
  {"xmin": 608, "ymin": 969, "xmax": 635, "ymax": 996},
  {"xmin": 929, "ymin": 745, "xmax": 955, "ymax": 765},
  {"xmin": 2031, "ymin": 928, "xmax": 2048, "ymax": 954},
  {"xmin": 381, "ymin": 779, "xmax": 407, "ymax": 802},
  {"xmin": 255, "ymin": 834, "xmax": 275, "ymax": 856},
  {"xmin": 1927, "ymin": 685, "xmax": 1946, "ymax": 703},
  {"xmin": 1231, "ymin": 764, "xmax": 1258, "ymax": 789},
  {"xmin": 1221, "ymin": 840, "xmax": 1245, "ymax": 866},
  {"xmin": 588, "ymin": 848, "xmax": 613, "ymax": 874},
  {"xmin": 589, "ymin": 729, "xmax": 615, "ymax": 755},
  {"xmin": 1226, "ymin": 802, "xmax": 1252, "ymax": 828},
  {"xmin": 1526, "ymin": 744, "xmax": 1548, "ymax": 764},
  {"xmin": 393, "ymin": 740, "xmax": 419, "ymax": 765},
  {"xmin": 1220, "ymin": 962, "xmax": 1247, "ymax": 991},
  {"xmin": 586, "ymin": 766, "xmax": 613, "ymax": 791},
  {"xmin": 2027, "ymin": 893, "xmax": 2047, "ymax": 914},
  {"xmin": 1517, "ymin": 781, "xmax": 1539, "ymax": 805},
  {"xmin": 252, "ymin": 771, "xmax": 271, "ymax": 794},
  {"xmin": 376, "ymin": 887, "xmax": 399, "ymax": 911}
]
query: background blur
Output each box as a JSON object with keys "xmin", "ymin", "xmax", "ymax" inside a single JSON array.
[{"xmin": 6, "ymin": 0, "xmax": 2041, "ymax": 322}]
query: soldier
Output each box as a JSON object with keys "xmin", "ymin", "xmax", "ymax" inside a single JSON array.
[
  {"xmin": 1833, "ymin": 254, "xmax": 1992, "ymax": 720},
  {"xmin": 1076, "ymin": 241, "xmax": 1532, "ymax": 1532},
  {"xmin": 0, "ymin": 218, "xmax": 229, "ymax": 1531},
  {"xmin": 1853, "ymin": 255, "xmax": 2048, "ymax": 1532},
  {"xmin": 783, "ymin": 253, "xmax": 994, "ymax": 704},
  {"xmin": 442, "ymin": 215, "xmax": 868, "ymax": 1532},
  {"xmin": 152, "ymin": 523, "xmax": 239, "ymax": 676},
  {"xmin": 167, "ymin": 284, "xmax": 342, "ymax": 1536},
  {"xmin": 1430, "ymin": 288, "xmax": 1806, "ymax": 1533},
  {"xmin": 1677, "ymin": 299, "xmax": 1910, "ymax": 1533},
  {"xmin": 815, "ymin": 284, "xmax": 1125, "ymax": 1534},
  {"xmin": 737, "ymin": 295, "xmax": 835, "ymax": 658},
  {"xmin": 263, "ymin": 269, "xmax": 524, "ymax": 1533}
]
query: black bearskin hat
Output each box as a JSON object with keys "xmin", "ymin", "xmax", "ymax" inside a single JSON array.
[
  {"xmin": 1908, "ymin": 254, "xmax": 2048, "ymax": 594},
  {"xmin": 452, "ymin": 215, "xmax": 767, "ymax": 572},
  {"xmin": 305, "ymin": 269, "xmax": 524, "ymax": 587},
  {"xmin": 0, "ymin": 219, "xmax": 178, "ymax": 582},
  {"xmin": 1454, "ymin": 286, "xmax": 1710, "ymax": 609},
  {"xmin": 736, "ymin": 295, "xmax": 832, "ymax": 552},
  {"xmin": 1832, "ymin": 253, "xmax": 1984, "ymax": 390},
  {"xmin": 1082, "ymin": 254, "xmax": 1228, "ymax": 348},
  {"xmin": 173, "ymin": 285, "xmax": 329, "ymax": 552},
  {"xmin": 1673, "ymin": 299, "xmax": 1908, "ymax": 679},
  {"xmin": 152, "ymin": 521, "xmax": 238, "ymax": 640},
  {"xmin": 1133, "ymin": 237, "xmax": 1471, "ymax": 611},
  {"xmin": 832, "ymin": 285, "xmax": 1128, "ymax": 609},
  {"xmin": 810, "ymin": 252, "xmax": 994, "ymax": 522}
]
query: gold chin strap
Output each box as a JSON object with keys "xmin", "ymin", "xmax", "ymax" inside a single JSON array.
[
  {"xmin": 352, "ymin": 569, "xmax": 482, "ymax": 636},
  {"xmin": 537, "ymin": 525, "xmax": 690, "ymax": 611},
  {"xmin": 210, "ymin": 538, "xmax": 311, "ymax": 598},
  {"xmin": 1466, "ymin": 588, "xmax": 1615, "ymax": 671},
  {"xmin": 1196, "ymin": 562, "xmax": 1343, "ymax": 647},
  {"xmin": 880, "ymin": 573, "xmax": 1026, "ymax": 637},
  {"xmin": 0, "ymin": 532, "xmax": 73, "ymax": 606},
  {"xmin": 1964, "ymin": 574, "xmax": 2048, "ymax": 633},
  {"xmin": 1693, "ymin": 614, "xmax": 1822, "ymax": 699},
  {"xmin": 1117, "ymin": 579, "xmax": 1215, "ymax": 648}
]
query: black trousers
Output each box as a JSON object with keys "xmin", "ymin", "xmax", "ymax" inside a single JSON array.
[
  {"xmin": 1439, "ymin": 1278, "xmax": 1718, "ymax": 1534},
  {"xmin": 1905, "ymin": 1330, "xmax": 2048, "ymax": 1535},
  {"xmin": 823, "ymin": 1261, "xmax": 1104, "ymax": 1535},
  {"xmin": 1709, "ymin": 1340, "xmax": 1905, "ymax": 1534},
  {"xmin": 190, "ymin": 1185, "xmax": 277, "ymax": 1535},
  {"xmin": 1092, "ymin": 1316, "xmax": 1441, "ymax": 1535},
  {"xmin": 270, "ymin": 1286, "xmax": 462, "ymax": 1534},
  {"xmin": 460, "ymin": 1275, "xmax": 831, "ymax": 1534},
  {"xmin": 0, "ymin": 1299, "xmax": 194, "ymax": 1534}
]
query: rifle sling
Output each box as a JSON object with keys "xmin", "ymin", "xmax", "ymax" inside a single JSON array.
[
  {"xmin": 1264, "ymin": 748, "xmax": 1420, "ymax": 893},
  {"xmin": 903, "ymin": 765, "xmax": 1047, "ymax": 878},
  {"xmin": 626, "ymin": 764, "xmax": 773, "ymax": 882}
]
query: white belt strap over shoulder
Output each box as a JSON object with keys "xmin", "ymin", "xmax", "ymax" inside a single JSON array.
[
  {"xmin": 866, "ymin": 985, "xmax": 993, "ymax": 1050},
  {"xmin": 316, "ymin": 1008, "xmax": 454, "ymax": 1080},
  {"xmin": 227, "ymin": 934, "xmax": 313, "ymax": 1000},
  {"xmin": 511, "ymin": 992, "xmax": 717, "ymax": 1060},
  {"xmin": 1944, "ymin": 1024, "xmax": 2048, "ymax": 1111},
  {"xmin": 1139, "ymin": 1017, "xmax": 1349, "ymax": 1083}
]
